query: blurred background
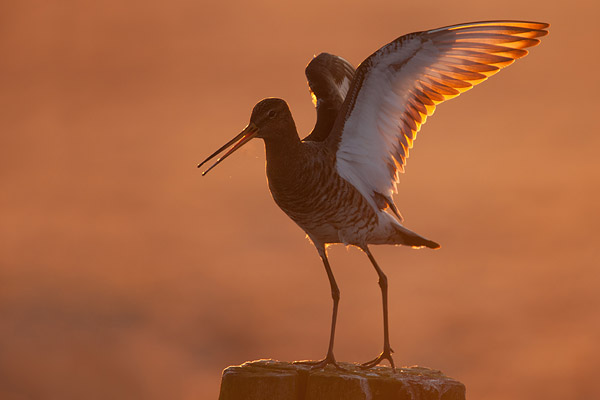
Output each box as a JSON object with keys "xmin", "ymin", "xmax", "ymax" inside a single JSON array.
[{"xmin": 1, "ymin": 0, "xmax": 599, "ymax": 399}]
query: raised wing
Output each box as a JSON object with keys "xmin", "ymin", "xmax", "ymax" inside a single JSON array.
[
  {"xmin": 303, "ymin": 53, "xmax": 355, "ymax": 142},
  {"xmin": 328, "ymin": 21, "xmax": 549, "ymax": 214}
]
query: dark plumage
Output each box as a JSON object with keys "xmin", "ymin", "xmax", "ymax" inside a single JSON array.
[{"xmin": 304, "ymin": 53, "xmax": 355, "ymax": 142}]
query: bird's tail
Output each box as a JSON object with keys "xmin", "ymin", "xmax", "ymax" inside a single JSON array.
[{"xmin": 394, "ymin": 224, "xmax": 440, "ymax": 249}]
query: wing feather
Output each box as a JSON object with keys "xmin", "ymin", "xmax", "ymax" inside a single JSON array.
[
  {"xmin": 328, "ymin": 20, "xmax": 549, "ymax": 213},
  {"xmin": 303, "ymin": 53, "xmax": 356, "ymax": 142}
]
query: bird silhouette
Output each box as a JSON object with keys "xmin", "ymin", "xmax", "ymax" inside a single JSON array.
[{"xmin": 199, "ymin": 20, "xmax": 549, "ymax": 370}]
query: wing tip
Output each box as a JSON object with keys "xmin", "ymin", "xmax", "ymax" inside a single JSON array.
[{"xmin": 433, "ymin": 20, "xmax": 550, "ymax": 34}]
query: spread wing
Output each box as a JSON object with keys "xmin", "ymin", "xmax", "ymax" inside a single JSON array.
[
  {"xmin": 328, "ymin": 20, "xmax": 549, "ymax": 213},
  {"xmin": 303, "ymin": 53, "xmax": 356, "ymax": 142}
]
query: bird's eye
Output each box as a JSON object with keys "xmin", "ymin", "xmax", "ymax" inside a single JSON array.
[{"xmin": 267, "ymin": 110, "xmax": 277, "ymax": 119}]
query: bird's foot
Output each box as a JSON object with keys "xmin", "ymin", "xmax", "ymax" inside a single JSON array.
[
  {"xmin": 294, "ymin": 353, "xmax": 345, "ymax": 371},
  {"xmin": 360, "ymin": 347, "xmax": 395, "ymax": 370}
]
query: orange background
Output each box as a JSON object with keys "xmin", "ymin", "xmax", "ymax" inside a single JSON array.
[{"xmin": 1, "ymin": 1, "xmax": 599, "ymax": 399}]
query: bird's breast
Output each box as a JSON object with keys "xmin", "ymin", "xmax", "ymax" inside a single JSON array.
[{"xmin": 265, "ymin": 144, "xmax": 378, "ymax": 245}]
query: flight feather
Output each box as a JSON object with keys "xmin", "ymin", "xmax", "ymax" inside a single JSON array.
[{"xmin": 327, "ymin": 21, "xmax": 549, "ymax": 212}]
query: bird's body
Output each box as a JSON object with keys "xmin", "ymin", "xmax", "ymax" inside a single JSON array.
[
  {"xmin": 199, "ymin": 20, "xmax": 549, "ymax": 369},
  {"xmin": 263, "ymin": 108, "xmax": 437, "ymax": 249}
]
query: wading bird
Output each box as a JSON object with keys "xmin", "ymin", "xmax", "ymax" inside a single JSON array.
[{"xmin": 198, "ymin": 21, "xmax": 548, "ymax": 369}]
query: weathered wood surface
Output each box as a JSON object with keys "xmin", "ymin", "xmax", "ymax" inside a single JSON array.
[{"xmin": 219, "ymin": 359, "xmax": 465, "ymax": 400}]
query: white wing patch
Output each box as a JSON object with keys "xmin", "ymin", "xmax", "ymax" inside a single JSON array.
[{"xmin": 334, "ymin": 21, "xmax": 549, "ymax": 212}]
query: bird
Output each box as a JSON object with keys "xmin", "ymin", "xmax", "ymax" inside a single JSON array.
[{"xmin": 198, "ymin": 20, "xmax": 549, "ymax": 370}]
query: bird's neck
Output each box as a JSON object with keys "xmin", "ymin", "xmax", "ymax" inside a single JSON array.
[{"xmin": 263, "ymin": 128, "xmax": 303, "ymax": 183}]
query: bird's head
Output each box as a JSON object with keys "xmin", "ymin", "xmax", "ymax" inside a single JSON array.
[
  {"xmin": 198, "ymin": 98, "xmax": 295, "ymax": 175},
  {"xmin": 249, "ymin": 98, "xmax": 293, "ymax": 139}
]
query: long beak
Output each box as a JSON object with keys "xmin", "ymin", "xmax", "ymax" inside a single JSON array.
[{"xmin": 197, "ymin": 123, "xmax": 259, "ymax": 176}]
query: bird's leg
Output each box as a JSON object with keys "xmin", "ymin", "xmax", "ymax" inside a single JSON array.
[
  {"xmin": 360, "ymin": 246, "xmax": 396, "ymax": 370},
  {"xmin": 294, "ymin": 245, "xmax": 344, "ymax": 370}
]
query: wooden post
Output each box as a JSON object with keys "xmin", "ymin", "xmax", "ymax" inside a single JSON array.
[{"xmin": 219, "ymin": 359, "xmax": 465, "ymax": 400}]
